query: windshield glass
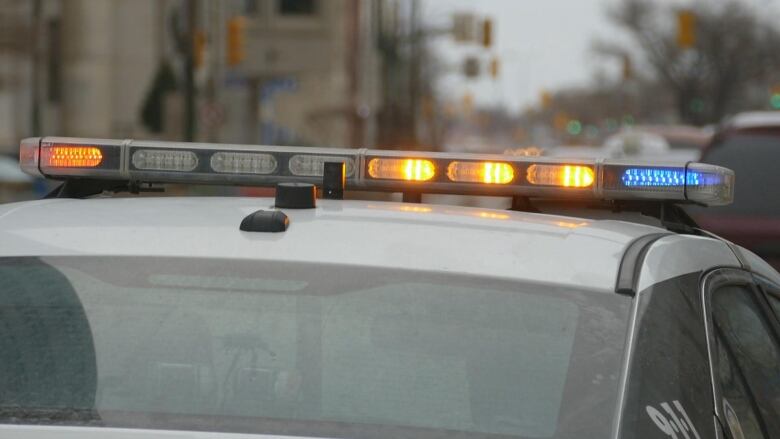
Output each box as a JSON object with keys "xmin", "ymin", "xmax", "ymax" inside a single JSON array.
[{"xmin": 0, "ymin": 256, "xmax": 629, "ymax": 439}]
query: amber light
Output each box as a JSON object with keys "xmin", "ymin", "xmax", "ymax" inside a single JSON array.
[
  {"xmin": 367, "ymin": 158, "xmax": 435, "ymax": 181},
  {"xmin": 44, "ymin": 145, "xmax": 103, "ymax": 168},
  {"xmin": 527, "ymin": 164, "xmax": 594, "ymax": 188},
  {"xmin": 447, "ymin": 161, "xmax": 514, "ymax": 184}
]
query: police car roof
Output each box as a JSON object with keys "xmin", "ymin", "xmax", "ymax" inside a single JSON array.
[{"xmin": 0, "ymin": 196, "xmax": 746, "ymax": 293}]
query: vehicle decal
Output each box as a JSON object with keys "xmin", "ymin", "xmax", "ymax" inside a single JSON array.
[{"xmin": 645, "ymin": 400, "xmax": 701, "ymax": 439}]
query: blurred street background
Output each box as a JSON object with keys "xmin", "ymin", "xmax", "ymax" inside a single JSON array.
[
  {"xmin": 0, "ymin": 0, "xmax": 778, "ymax": 265},
  {"xmin": 1, "ymin": 0, "xmax": 779, "ymax": 160}
]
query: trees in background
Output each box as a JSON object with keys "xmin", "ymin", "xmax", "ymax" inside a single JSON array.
[{"xmin": 601, "ymin": 0, "xmax": 780, "ymax": 125}]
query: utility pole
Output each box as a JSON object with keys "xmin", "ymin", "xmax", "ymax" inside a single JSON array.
[
  {"xmin": 183, "ymin": 0, "xmax": 197, "ymax": 142},
  {"xmin": 205, "ymin": 0, "xmax": 220, "ymax": 142},
  {"xmin": 347, "ymin": 0, "xmax": 361, "ymax": 148},
  {"xmin": 30, "ymin": 0, "xmax": 42, "ymax": 136},
  {"xmin": 409, "ymin": 0, "xmax": 421, "ymax": 147}
]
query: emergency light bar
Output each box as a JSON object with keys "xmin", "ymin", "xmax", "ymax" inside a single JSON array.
[{"xmin": 19, "ymin": 137, "xmax": 735, "ymax": 206}]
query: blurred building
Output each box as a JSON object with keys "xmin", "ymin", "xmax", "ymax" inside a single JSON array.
[
  {"xmin": 0, "ymin": 0, "xmax": 408, "ymax": 155},
  {"xmin": 0, "ymin": 0, "xmax": 163, "ymax": 151},
  {"xmin": 218, "ymin": 0, "xmax": 383, "ymax": 147}
]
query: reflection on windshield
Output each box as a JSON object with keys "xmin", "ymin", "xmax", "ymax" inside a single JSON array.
[
  {"xmin": 0, "ymin": 257, "xmax": 629, "ymax": 439},
  {"xmin": 0, "ymin": 258, "xmax": 97, "ymax": 411}
]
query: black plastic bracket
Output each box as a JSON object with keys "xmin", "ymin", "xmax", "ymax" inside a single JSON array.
[
  {"xmin": 44, "ymin": 179, "xmax": 163, "ymax": 199},
  {"xmin": 323, "ymin": 162, "xmax": 345, "ymax": 200},
  {"xmin": 509, "ymin": 196, "xmax": 540, "ymax": 213},
  {"xmin": 611, "ymin": 200, "xmax": 700, "ymax": 234},
  {"xmin": 402, "ymin": 192, "xmax": 422, "ymax": 203}
]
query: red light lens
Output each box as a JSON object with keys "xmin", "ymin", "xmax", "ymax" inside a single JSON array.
[{"xmin": 43, "ymin": 145, "xmax": 104, "ymax": 168}]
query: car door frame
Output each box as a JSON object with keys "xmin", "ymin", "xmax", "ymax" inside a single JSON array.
[
  {"xmin": 700, "ymin": 267, "xmax": 780, "ymax": 438},
  {"xmin": 754, "ymin": 274, "xmax": 780, "ymax": 327}
]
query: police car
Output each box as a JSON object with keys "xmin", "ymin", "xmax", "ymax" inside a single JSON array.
[{"xmin": 1, "ymin": 137, "xmax": 779, "ymax": 439}]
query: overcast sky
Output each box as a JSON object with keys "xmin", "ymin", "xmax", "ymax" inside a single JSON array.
[{"xmin": 422, "ymin": 0, "xmax": 779, "ymax": 113}]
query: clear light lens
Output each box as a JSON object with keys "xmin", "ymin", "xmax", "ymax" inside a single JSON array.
[
  {"xmin": 527, "ymin": 164, "xmax": 594, "ymax": 187},
  {"xmin": 132, "ymin": 149, "xmax": 198, "ymax": 171},
  {"xmin": 288, "ymin": 155, "xmax": 355, "ymax": 177},
  {"xmin": 684, "ymin": 163, "xmax": 735, "ymax": 206},
  {"xmin": 367, "ymin": 158, "xmax": 435, "ymax": 181},
  {"xmin": 446, "ymin": 161, "xmax": 514, "ymax": 184},
  {"xmin": 43, "ymin": 145, "xmax": 103, "ymax": 168},
  {"xmin": 621, "ymin": 168, "xmax": 695, "ymax": 187},
  {"xmin": 210, "ymin": 152, "xmax": 277, "ymax": 174}
]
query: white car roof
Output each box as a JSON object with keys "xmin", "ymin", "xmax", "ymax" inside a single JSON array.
[{"xmin": 0, "ymin": 196, "xmax": 683, "ymax": 293}]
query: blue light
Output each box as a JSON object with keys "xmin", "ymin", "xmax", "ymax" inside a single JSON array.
[{"xmin": 621, "ymin": 168, "xmax": 701, "ymax": 187}]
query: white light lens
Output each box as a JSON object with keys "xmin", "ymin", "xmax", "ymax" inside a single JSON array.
[
  {"xmin": 132, "ymin": 149, "xmax": 198, "ymax": 171},
  {"xmin": 288, "ymin": 155, "xmax": 355, "ymax": 177},
  {"xmin": 685, "ymin": 163, "xmax": 735, "ymax": 206},
  {"xmin": 210, "ymin": 152, "xmax": 277, "ymax": 174}
]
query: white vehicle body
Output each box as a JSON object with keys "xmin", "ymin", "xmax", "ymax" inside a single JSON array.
[
  {"xmin": 2, "ymin": 197, "xmax": 776, "ymax": 293},
  {"xmin": 1, "ymin": 197, "xmax": 779, "ymax": 439},
  {"xmin": 3, "ymin": 137, "xmax": 779, "ymax": 439}
]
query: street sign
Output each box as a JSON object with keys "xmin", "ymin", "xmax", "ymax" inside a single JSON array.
[{"xmin": 260, "ymin": 77, "xmax": 298, "ymax": 101}]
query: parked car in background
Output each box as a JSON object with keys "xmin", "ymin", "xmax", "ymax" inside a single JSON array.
[
  {"xmin": 0, "ymin": 154, "xmax": 36, "ymax": 203},
  {"xmin": 603, "ymin": 125, "xmax": 712, "ymax": 161},
  {"xmin": 691, "ymin": 111, "xmax": 780, "ymax": 269}
]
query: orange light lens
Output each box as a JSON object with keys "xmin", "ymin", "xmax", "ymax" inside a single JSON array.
[
  {"xmin": 527, "ymin": 164, "xmax": 594, "ymax": 188},
  {"xmin": 367, "ymin": 158, "xmax": 435, "ymax": 181},
  {"xmin": 44, "ymin": 146, "xmax": 103, "ymax": 168},
  {"xmin": 447, "ymin": 161, "xmax": 514, "ymax": 184}
]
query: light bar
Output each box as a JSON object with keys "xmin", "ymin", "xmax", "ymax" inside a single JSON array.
[{"xmin": 19, "ymin": 137, "xmax": 736, "ymax": 206}]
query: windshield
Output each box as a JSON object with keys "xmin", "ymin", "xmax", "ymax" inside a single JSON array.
[{"xmin": 0, "ymin": 256, "xmax": 629, "ymax": 439}]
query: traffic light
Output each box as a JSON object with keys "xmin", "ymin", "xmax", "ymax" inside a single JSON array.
[
  {"xmin": 481, "ymin": 19, "xmax": 493, "ymax": 48},
  {"xmin": 770, "ymin": 85, "xmax": 780, "ymax": 109},
  {"xmin": 489, "ymin": 57, "xmax": 499, "ymax": 79},
  {"xmin": 227, "ymin": 16, "xmax": 247, "ymax": 66},
  {"xmin": 540, "ymin": 90, "xmax": 552, "ymax": 109},
  {"xmin": 194, "ymin": 30, "xmax": 206, "ymax": 68},
  {"xmin": 676, "ymin": 10, "xmax": 696, "ymax": 48},
  {"xmin": 462, "ymin": 92, "xmax": 474, "ymax": 114},
  {"xmin": 622, "ymin": 54, "xmax": 633, "ymax": 80}
]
